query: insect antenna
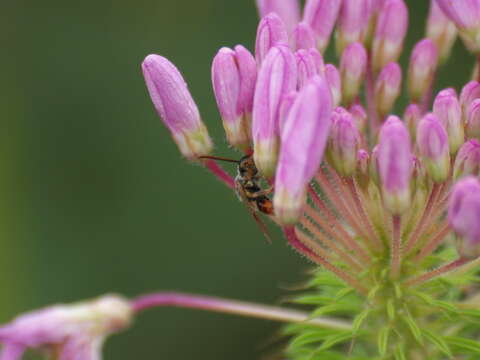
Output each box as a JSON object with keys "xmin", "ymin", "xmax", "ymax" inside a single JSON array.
[{"xmin": 198, "ymin": 155, "xmax": 240, "ymax": 164}]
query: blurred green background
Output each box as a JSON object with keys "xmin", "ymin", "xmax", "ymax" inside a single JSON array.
[{"xmin": 0, "ymin": 0, "xmax": 475, "ymax": 359}]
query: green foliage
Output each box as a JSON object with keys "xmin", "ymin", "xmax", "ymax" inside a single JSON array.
[{"xmin": 285, "ymin": 265, "xmax": 480, "ymax": 360}]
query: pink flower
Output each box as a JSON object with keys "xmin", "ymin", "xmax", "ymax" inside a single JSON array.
[
  {"xmin": 142, "ymin": 54, "xmax": 213, "ymax": 159},
  {"xmin": 274, "ymin": 76, "xmax": 333, "ymax": 224},
  {"xmin": 211, "ymin": 45, "xmax": 257, "ymax": 150},
  {"xmin": 454, "ymin": 139, "xmax": 480, "ymax": 179},
  {"xmin": 255, "ymin": 0, "xmax": 301, "ymax": 34},
  {"xmin": 291, "ymin": 22, "xmax": 316, "ymax": 50},
  {"xmin": 0, "ymin": 295, "xmax": 132, "ymax": 360},
  {"xmin": 255, "ymin": 13, "xmax": 289, "ymax": 65},
  {"xmin": 303, "ymin": 0, "xmax": 342, "ymax": 53},
  {"xmin": 407, "ymin": 39, "xmax": 439, "ymax": 102},
  {"xmin": 252, "ymin": 45, "xmax": 297, "ymax": 178},
  {"xmin": 340, "ymin": 42, "xmax": 367, "ymax": 106},
  {"xmin": 375, "ymin": 62, "xmax": 402, "ymax": 118}
]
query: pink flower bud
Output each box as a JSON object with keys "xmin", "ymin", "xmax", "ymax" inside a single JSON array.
[
  {"xmin": 0, "ymin": 295, "xmax": 132, "ymax": 360},
  {"xmin": 255, "ymin": 13, "xmax": 289, "ymax": 65},
  {"xmin": 454, "ymin": 139, "xmax": 480, "ymax": 179},
  {"xmin": 142, "ymin": 54, "xmax": 213, "ymax": 159},
  {"xmin": 291, "ymin": 22, "xmax": 316, "ymax": 50},
  {"xmin": 336, "ymin": 0, "xmax": 372, "ymax": 54},
  {"xmin": 340, "ymin": 42, "xmax": 367, "ymax": 106},
  {"xmin": 433, "ymin": 88, "xmax": 464, "ymax": 154},
  {"xmin": 460, "ymin": 81, "xmax": 480, "ymax": 116},
  {"xmin": 374, "ymin": 62, "xmax": 402, "ymax": 118},
  {"xmin": 279, "ymin": 91, "xmax": 297, "ymax": 135},
  {"xmin": 416, "ymin": 113, "xmax": 450, "ymax": 182},
  {"xmin": 378, "ymin": 116, "xmax": 413, "ymax": 214},
  {"xmin": 371, "ymin": 0, "xmax": 408, "ymax": 73},
  {"xmin": 303, "ymin": 0, "xmax": 342, "ymax": 53},
  {"xmin": 296, "ymin": 49, "xmax": 320, "ymax": 89},
  {"xmin": 252, "ymin": 45, "xmax": 297, "ymax": 178},
  {"xmin": 325, "ymin": 63, "xmax": 342, "ymax": 107},
  {"xmin": 436, "ymin": 0, "xmax": 480, "ymax": 54},
  {"xmin": 350, "ymin": 103, "xmax": 368, "ymax": 133},
  {"xmin": 211, "ymin": 46, "xmax": 257, "ymax": 150},
  {"xmin": 426, "ymin": 0, "xmax": 458, "ymax": 63},
  {"xmin": 327, "ymin": 107, "xmax": 361, "ymax": 176},
  {"xmin": 467, "ymin": 99, "xmax": 480, "ymax": 138},
  {"xmin": 274, "ymin": 76, "xmax": 333, "ymax": 224},
  {"xmin": 256, "ymin": 0, "xmax": 301, "ymax": 34},
  {"xmin": 407, "ymin": 39, "xmax": 439, "ymax": 102},
  {"xmin": 403, "ymin": 103, "xmax": 422, "ymax": 143},
  {"xmin": 448, "ymin": 176, "xmax": 480, "ymax": 257}
]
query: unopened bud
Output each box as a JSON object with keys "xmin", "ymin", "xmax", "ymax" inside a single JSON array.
[
  {"xmin": 448, "ymin": 176, "xmax": 480, "ymax": 258},
  {"xmin": 467, "ymin": 99, "xmax": 480, "ymax": 138},
  {"xmin": 340, "ymin": 42, "xmax": 367, "ymax": 106},
  {"xmin": 426, "ymin": 0, "xmax": 458, "ymax": 63},
  {"xmin": 433, "ymin": 88, "xmax": 464, "ymax": 154},
  {"xmin": 403, "ymin": 103, "xmax": 422, "ymax": 143},
  {"xmin": 416, "ymin": 113, "xmax": 450, "ymax": 182},
  {"xmin": 255, "ymin": 13, "xmax": 289, "ymax": 65},
  {"xmin": 142, "ymin": 54, "xmax": 213, "ymax": 159},
  {"xmin": 255, "ymin": 0, "xmax": 301, "ymax": 34},
  {"xmin": 378, "ymin": 116, "xmax": 413, "ymax": 214},
  {"xmin": 454, "ymin": 139, "xmax": 480, "ymax": 179},
  {"xmin": 274, "ymin": 76, "xmax": 333, "ymax": 224},
  {"xmin": 350, "ymin": 104, "xmax": 367, "ymax": 133},
  {"xmin": 325, "ymin": 64, "xmax": 342, "ymax": 107},
  {"xmin": 327, "ymin": 107, "xmax": 361, "ymax": 177},
  {"xmin": 336, "ymin": 0, "xmax": 372, "ymax": 54},
  {"xmin": 436, "ymin": 0, "xmax": 480, "ymax": 54},
  {"xmin": 211, "ymin": 46, "xmax": 257, "ymax": 150},
  {"xmin": 371, "ymin": 0, "xmax": 408, "ymax": 73},
  {"xmin": 303, "ymin": 0, "xmax": 342, "ymax": 53},
  {"xmin": 407, "ymin": 39, "xmax": 439, "ymax": 102},
  {"xmin": 253, "ymin": 46, "xmax": 297, "ymax": 178},
  {"xmin": 460, "ymin": 81, "xmax": 480, "ymax": 117},
  {"xmin": 375, "ymin": 62, "xmax": 402, "ymax": 118},
  {"xmin": 292, "ymin": 22, "xmax": 316, "ymax": 50}
]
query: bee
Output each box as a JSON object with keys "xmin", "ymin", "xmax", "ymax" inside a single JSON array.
[{"xmin": 199, "ymin": 154, "xmax": 274, "ymax": 242}]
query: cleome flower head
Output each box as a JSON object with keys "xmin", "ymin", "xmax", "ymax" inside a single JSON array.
[
  {"xmin": 0, "ymin": 295, "xmax": 132, "ymax": 360},
  {"xmin": 141, "ymin": 0, "xmax": 480, "ymax": 358}
]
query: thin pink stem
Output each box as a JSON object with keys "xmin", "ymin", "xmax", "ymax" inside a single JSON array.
[
  {"xmin": 203, "ymin": 159, "xmax": 235, "ymax": 189},
  {"xmin": 414, "ymin": 222, "xmax": 452, "ymax": 262},
  {"xmin": 307, "ymin": 187, "xmax": 372, "ymax": 264},
  {"xmin": 404, "ymin": 183, "xmax": 440, "ymax": 254},
  {"xmin": 314, "ymin": 172, "xmax": 367, "ymax": 241},
  {"xmin": 405, "ymin": 258, "xmax": 470, "ymax": 287},
  {"xmin": 391, "ymin": 215, "xmax": 402, "ymax": 279},
  {"xmin": 131, "ymin": 292, "xmax": 351, "ymax": 330},
  {"xmin": 283, "ymin": 226, "xmax": 368, "ymax": 296},
  {"xmin": 344, "ymin": 177, "xmax": 383, "ymax": 250}
]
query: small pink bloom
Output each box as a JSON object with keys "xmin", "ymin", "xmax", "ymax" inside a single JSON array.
[
  {"xmin": 336, "ymin": 0, "xmax": 372, "ymax": 53},
  {"xmin": 374, "ymin": 62, "xmax": 402, "ymax": 117},
  {"xmin": 448, "ymin": 176, "xmax": 480, "ymax": 256},
  {"xmin": 378, "ymin": 116, "xmax": 413, "ymax": 214},
  {"xmin": 278, "ymin": 91, "xmax": 298, "ymax": 135},
  {"xmin": 142, "ymin": 54, "xmax": 213, "ymax": 159},
  {"xmin": 407, "ymin": 39, "xmax": 439, "ymax": 102},
  {"xmin": 371, "ymin": 0, "xmax": 408, "ymax": 72},
  {"xmin": 303, "ymin": 0, "xmax": 342, "ymax": 53},
  {"xmin": 211, "ymin": 45, "xmax": 257, "ymax": 149},
  {"xmin": 255, "ymin": 13, "xmax": 289, "ymax": 65},
  {"xmin": 426, "ymin": 0, "xmax": 458, "ymax": 62},
  {"xmin": 454, "ymin": 139, "xmax": 480, "ymax": 179},
  {"xmin": 291, "ymin": 22, "xmax": 316, "ymax": 50},
  {"xmin": 327, "ymin": 107, "xmax": 361, "ymax": 176},
  {"xmin": 252, "ymin": 45, "xmax": 297, "ymax": 178},
  {"xmin": 340, "ymin": 42, "xmax": 367, "ymax": 106},
  {"xmin": 325, "ymin": 63, "xmax": 341, "ymax": 107},
  {"xmin": 433, "ymin": 88, "xmax": 464, "ymax": 154},
  {"xmin": 416, "ymin": 113, "xmax": 450, "ymax": 182},
  {"xmin": 436, "ymin": 0, "xmax": 480, "ymax": 53},
  {"xmin": 274, "ymin": 76, "xmax": 333, "ymax": 224},
  {"xmin": 255, "ymin": 0, "xmax": 301, "ymax": 34},
  {"xmin": 0, "ymin": 295, "xmax": 132, "ymax": 360}
]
